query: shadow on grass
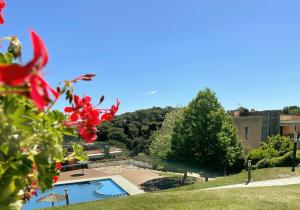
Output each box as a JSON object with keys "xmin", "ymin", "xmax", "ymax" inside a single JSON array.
[
  {"xmin": 71, "ymin": 173, "xmax": 85, "ymax": 177},
  {"xmin": 140, "ymin": 177, "xmax": 196, "ymax": 192}
]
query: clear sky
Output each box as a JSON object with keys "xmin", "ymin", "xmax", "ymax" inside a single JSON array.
[{"xmin": 2, "ymin": 0, "xmax": 300, "ymax": 113}]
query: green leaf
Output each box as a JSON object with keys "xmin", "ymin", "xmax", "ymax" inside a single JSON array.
[
  {"xmin": 0, "ymin": 53, "xmax": 5, "ymax": 64},
  {"xmin": 4, "ymin": 53, "xmax": 13, "ymax": 64}
]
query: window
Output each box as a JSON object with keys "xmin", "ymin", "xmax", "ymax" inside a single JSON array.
[{"xmin": 245, "ymin": 127, "xmax": 249, "ymax": 140}]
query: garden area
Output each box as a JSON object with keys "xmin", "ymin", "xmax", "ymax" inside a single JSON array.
[
  {"xmin": 1, "ymin": 1, "xmax": 300, "ymax": 210},
  {"xmin": 46, "ymin": 167, "xmax": 300, "ymax": 210}
]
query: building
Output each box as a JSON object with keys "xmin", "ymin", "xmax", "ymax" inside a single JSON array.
[
  {"xmin": 229, "ymin": 108, "xmax": 280, "ymax": 150},
  {"xmin": 280, "ymin": 115, "xmax": 300, "ymax": 137},
  {"xmin": 230, "ymin": 108, "xmax": 300, "ymax": 150}
]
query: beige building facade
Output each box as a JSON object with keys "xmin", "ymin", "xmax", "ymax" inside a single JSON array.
[
  {"xmin": 230, "ymin": 109, "xmax": 280, "ymax": 150},
  {"xmin": 231, "ymin": 109, "xmax": 300, "ymax": 150},
  {"xmin": 234, "ymin": 115, "xmax": 262, "ymax": 149}
]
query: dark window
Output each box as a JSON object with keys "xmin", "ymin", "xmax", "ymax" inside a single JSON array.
[{"xmin": 245, "ymin": 127, "xmax": 249, "ymax": 140}]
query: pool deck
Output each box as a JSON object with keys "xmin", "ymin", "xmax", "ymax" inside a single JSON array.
[
  {"xmin": 59, "ymin": 165, "xmax": 161, "ymax": 186},
  {"xmin": 57, "ymin": 175, "xmax": 145, "ymax": 195}
]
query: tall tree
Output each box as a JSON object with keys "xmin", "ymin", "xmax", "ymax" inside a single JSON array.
[
  {"xmin": 149, "ymin": 108, "xmax": 185, "ymax": 159},
  {"xmin": 170, "ymin": 88, "xmax": 242, "ymax": 171}
]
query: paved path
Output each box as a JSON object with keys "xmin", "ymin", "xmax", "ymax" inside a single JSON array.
[{"xmin": 205, "ymin": 176, "xmax": 300, "ymax": 190}]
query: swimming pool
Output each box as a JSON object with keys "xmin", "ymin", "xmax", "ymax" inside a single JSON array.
[{"xmin": 22, "ymin": 179, "xmax": 128, "ymax": 210}]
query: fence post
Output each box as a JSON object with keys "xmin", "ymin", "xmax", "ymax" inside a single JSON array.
[
  {"xmin": 292, "ymin": 132, "xmax": 298, "ymax": 172},
  {"xmin": 247, "ymin": 160, "xmax": 252, "ymax": 183}
]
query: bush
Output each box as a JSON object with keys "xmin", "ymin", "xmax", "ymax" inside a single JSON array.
[
  {"xmin": 155, "ymin": 164, "xmax": 166, "ymax": 171},
  {"xmin": 247, "ymin": 148, "xmax": 267, "ymax": 165},
  {"xmin": 247, "ymin": 135, "xmax": 294, "ymax": 169},
  {"xmin": 262, "ymin": 135, "xmax": 293, "ymax": 156},
  {"xmin": 255, "ymin": 151, "xmax": 300, "ymax": 169}
]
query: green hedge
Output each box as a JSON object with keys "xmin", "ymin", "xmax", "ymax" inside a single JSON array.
[
  {"xmin": 254, "ymin": 151, "xmax": 300, "ymax": 169},
  {"xmin": 247, "ymin": 148, "xmax": 267, "ymax": 165},
  {"xmin": 246, "ymin": 135, "xmax": 295, "ymax": 169}
]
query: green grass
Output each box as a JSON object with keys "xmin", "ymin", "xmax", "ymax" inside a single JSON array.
[
  {"xmin": 177, "ymin": 167, "xmax": 300, "ymax": 191},
  {"xmin": 41, "ymin": 167, "xmax": 300, "ymax": 210}
]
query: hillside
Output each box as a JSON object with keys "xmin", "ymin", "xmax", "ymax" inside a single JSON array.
[{"xmin": 97, "ymin": 106, "xmax": 174, "ymax": 155}]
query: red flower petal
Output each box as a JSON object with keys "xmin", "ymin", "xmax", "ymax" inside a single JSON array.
[
  {"xmin": 70, "ymin": 113, "xmax": 80, "ymax": 121},
  {"xmin": 56, "ymin": 162, "xmax": 62, "ymax": 171},
  {"xmin": 27, "ymin": 30, "xmax": 48, "ymax": 69},
  {"xmin": 0, "ymin": 30, "xmax": 58, "ymax": 111},
  {"xmin": 29, "ymin": 76, "xmax": 48, "ymax": 110},
  {"xmin": 0, "ymin": 0, "xmax": 5, "ymax": 25},
  {"xmin": 0, "ymin": 64, "xmax": 31, "ymax": 86},
  {"xmin": 64, "ymin": 107, "xmax": 74, "ymax": 112},
  {"xmin": 53, "ymin": 176, "xmax": 59, "ymax": 183}
]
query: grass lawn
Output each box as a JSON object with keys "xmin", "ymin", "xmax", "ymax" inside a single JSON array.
[
  {"xmin": 177, "ymin": 167, "xmax": 300, "ymax": 191},
  {"xmin": 41, "ymin": 167, "xmax": 300, "ymax": 210}
]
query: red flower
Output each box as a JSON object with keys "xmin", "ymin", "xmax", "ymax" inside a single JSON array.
[
  {"xmin": 65, "ymin": 95, "xmax": 120, "ymax": 143},
  {"xmin": 65, "ymin": 94, "xmax": 118, "ymax": 143},
  {"xmin": 56, "ymin": 162, "xmax": 62, "ymax": 171},
  {"xmin": 0, "ymin": 0, "xmax": 5, "ymax": 25},
  {"xmin": 101, "ymin": 99, "xmax": 120, "ymax": 121},
  {"xmin": 53, "ymin": 176, "xmax": 59, "ymax": 183},
  {"xmin": 78, "ymin": 126, "xmax": 98, "ymax": 143},
  {"xmin": 0, "ymin": 30, "xmax": 59, "ymax": 110}
]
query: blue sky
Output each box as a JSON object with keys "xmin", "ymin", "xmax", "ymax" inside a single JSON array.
[{"xmin": 2, "ymin": 0, "xmax": 300, "ymax": 113}]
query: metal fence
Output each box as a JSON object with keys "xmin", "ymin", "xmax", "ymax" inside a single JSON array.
[
  {"xmin": 88, "ymin": 159, "xmax": 134, "ymax": 168},
  {"xmin": 61, "ymin": 158, "xmax": 155, "ymax": 172},
  {"xmin": 132, "ymin": 160, "xmax": 152, "ymax": 169}
]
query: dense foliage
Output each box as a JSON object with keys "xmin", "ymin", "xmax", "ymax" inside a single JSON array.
[
  {"xmin": 247, "ymin": 135, "xmax": 296, "ymax": 169},
  {"xmin": 170, "ymin": 88, "xmax": 242, "ymax": 171},
  {"xmin": 97, "ymin": 107, "xmax": 173, "ymax": 155},
  {"xmin": 149, "ymin": 108, "xmax": 185, "ymax": 159},
  {"xmin": 282, "ymin": 106, "xmax": 300, "ymax": 115}
]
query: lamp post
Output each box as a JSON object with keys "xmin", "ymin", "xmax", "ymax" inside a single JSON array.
[{"xmin": 292, "ymin": 132, "xmax": 298, "ymax": 172}]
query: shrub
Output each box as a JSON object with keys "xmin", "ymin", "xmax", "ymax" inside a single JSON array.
[
  {"xmin": 155, "ymin": 164, "xmax": 166, "ymax": 171},
  {"xmin": 262, "ymin": 135, "xmax": 293, "ymax": 156},
  {"xmin": 247, "ymin": 135, "xmax": 294, "ymax": 169},
  {"xmin": 247, "ymin": 148, "xmax": 267, "ymax": 165},
  {"xmin": 255, "ymin": 151, "xmax": 300, "ymax": 169}
]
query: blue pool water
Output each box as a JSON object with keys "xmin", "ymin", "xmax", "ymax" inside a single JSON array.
[{"xmin": 22, "ymin": 179, "xmax": 128, "ymax": 210}]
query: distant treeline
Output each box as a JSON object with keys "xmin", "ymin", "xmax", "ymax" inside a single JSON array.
[
  {"xmin": 282, "ymin": 106, "xmax": 300, "ymax": 115},
  {"xmin": 96, "ymin": 106, "xmax": 174, "ymax": 156}
]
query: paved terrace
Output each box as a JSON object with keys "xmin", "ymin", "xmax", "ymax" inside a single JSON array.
[{"xmin": 59, "ymin": 165, "xmax": 161, "ymax": 186}]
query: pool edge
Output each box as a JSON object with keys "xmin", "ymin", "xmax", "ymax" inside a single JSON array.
[{"xmin": 56, "ymin": 175, "xmax": 145, "ymax": 196}]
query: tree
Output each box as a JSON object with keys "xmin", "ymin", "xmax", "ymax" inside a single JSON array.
[
  {"xmin": 170, "ymin": 88, "xmax": 242, "ymax": 171},
  {"xmin": 282, "ymin": 106, "xmax": 300, "ymax": 115},
  {"xmin": 97, "ymin": 106, "xmax": 174, "ymax": 155},
  {"xmin": 131, "ymin": 137, "xmax": 148, "ymax": 154},
  {"xmin": 107, "ymin": 128, "xmax": 130, "ymax": 147},
  {"xmin": 149, "ymin": 108, "xmax": 185, "ymax": 159},
  {"xmin": 97, "ymin": 122, "xmax": 112, "ymax": 141},
  {"xmin": 124, "ymin": 124, "xmax": 139, "ymax": 138}
]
